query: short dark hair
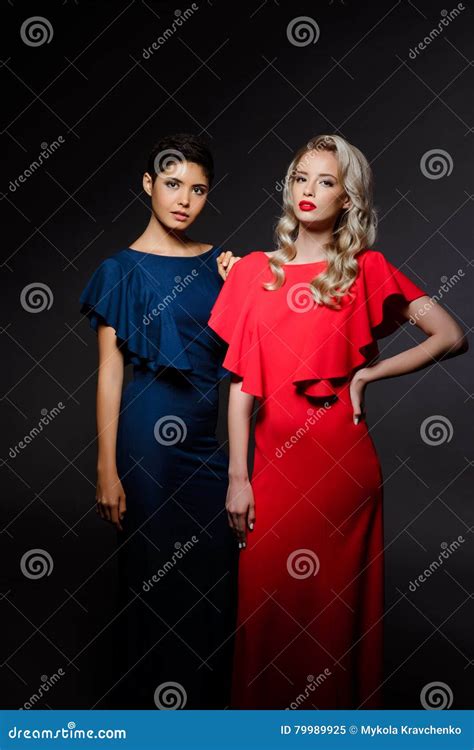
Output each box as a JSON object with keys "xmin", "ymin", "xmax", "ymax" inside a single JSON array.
[{"xmin": 147, "ymin": 133, "xmax": 214, "ymax": 186}]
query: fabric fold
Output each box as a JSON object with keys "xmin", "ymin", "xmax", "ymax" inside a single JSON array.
[
  {"xmin": 79, "ymin": 255, "xmax": 193, "ymax": 372},
  {"xmin": 208, "ymin": 255, "xmax": 265, "ymax": 398},
  {"xmin": 209, "ymin": 249, "xmax": 428, "ymax": 401},
  {"xmin": 291, "ymin": 250, "xmax": 427, "ymax": 398}
]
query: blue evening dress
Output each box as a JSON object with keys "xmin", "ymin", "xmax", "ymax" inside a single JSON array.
[{"xmin": 79, "ymin": 245, "xmax": 239, "ymax": 709}]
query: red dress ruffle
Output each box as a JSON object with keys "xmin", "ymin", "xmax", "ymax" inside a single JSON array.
[
  {"xmin": 208, "ymin": 249, "xmax": 427, "ymax": 401},
  {"xmin": 208, "ymin": 253, "xmax": 266, "ymax": 398}
]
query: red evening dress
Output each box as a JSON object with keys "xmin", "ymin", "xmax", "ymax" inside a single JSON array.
[{"xmin": 208, "ymin": 248, "xmax": 427, "ymax": 710}]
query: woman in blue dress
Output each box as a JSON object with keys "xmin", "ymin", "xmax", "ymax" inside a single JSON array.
[{"xmin": 79, "ymin": 134, "xmax": 240, "ymax": 709}]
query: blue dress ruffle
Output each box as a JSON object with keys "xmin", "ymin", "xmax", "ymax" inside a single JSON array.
[{"xmin": 79, "ymin": 252, "xmax": 196, "ymax": 372}]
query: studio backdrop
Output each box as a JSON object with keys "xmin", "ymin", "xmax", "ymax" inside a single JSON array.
[{"xmin": 1, "ymin": 0, "xmax": 472, "ymax": 711}]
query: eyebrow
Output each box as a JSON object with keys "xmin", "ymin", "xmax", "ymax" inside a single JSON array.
[
  {"xmin": 163, "ymin": 176, "xmax": 208, "ymax": 188},
  {"xmin": 295, "ymin": 170, "xmax": 337, "ymax": 179}
]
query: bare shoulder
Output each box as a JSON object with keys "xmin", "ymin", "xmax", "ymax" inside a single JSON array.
[{"xmin": 190, "ymin": 241, "xmax": 213, "ymax": 254}]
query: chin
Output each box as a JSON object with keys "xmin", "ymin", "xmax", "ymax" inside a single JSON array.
[
  {"xmin": 295, "ymin": 211, "xmax": 318, "ymax": 222},
  {"xmin": 162, "ymin": 216, "xmax": 191, "ymax": 229}
]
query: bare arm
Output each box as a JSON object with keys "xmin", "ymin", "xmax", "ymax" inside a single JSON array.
[
  {"xmin": 95, "ymin": 324, "xmax": 127, "ymax": 531},
  {"xmin": 351, "ymin": 296, "xmax": 469, "ymax": 422},
  {"xmin": 226, "ymin": 376, "xmax": 256, "ymax": 547}
]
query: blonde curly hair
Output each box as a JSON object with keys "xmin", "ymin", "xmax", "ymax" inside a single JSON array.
[{"xmin": 264, "ymin": 134, "xmax": 378, "ymax": 308}]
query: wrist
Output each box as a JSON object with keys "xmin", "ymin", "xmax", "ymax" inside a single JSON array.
[
  {"xmin": 97, "ymin": 459, "xmax": 117, "ymax": 475},
  {"xmin": 229, "ymin": 469, "xmax": 249, "ymax": 482}
]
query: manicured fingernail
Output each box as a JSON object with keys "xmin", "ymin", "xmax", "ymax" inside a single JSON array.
[
  {"xmin": 249, "ymin": 523, "xmax": 254, "ymax": 530},
  {"xmin": 354, "ymin": 416, "xmax": 359, "ymax": 424}
]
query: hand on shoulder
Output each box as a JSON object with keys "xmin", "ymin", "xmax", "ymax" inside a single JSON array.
[{"xmin": 217, "ymin": 249, "xmax": 243, "ymax": 281}]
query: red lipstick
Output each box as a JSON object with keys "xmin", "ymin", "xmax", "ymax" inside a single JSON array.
[{"xmin": 299, "ymin": 201, "xmax": 316, "ymax": 211}]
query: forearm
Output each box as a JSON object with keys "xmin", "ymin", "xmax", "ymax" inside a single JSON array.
[
  {"xmin": 363, "ymin": 332, "xmax": 465, "ymax": 384},
  {"xmin": 96, "ymin": 370, "xmax": 123, "ymax": 472},
  {"xmin": 228, "ymin": 377, "xmax": 254, "ymax": 481}
]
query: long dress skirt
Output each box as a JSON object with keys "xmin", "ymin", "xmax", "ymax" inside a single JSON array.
[
  {"xmin": 80, "ymin": 246, "xmax": 239, "ymax": 709},
  {"xmin": 207, "ymin": 248, "xmax": 428, "ymax": 709}
]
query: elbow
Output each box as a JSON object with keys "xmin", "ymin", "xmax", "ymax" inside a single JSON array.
[
  {"xmin": 455, "ymin": 335, "xmax": 469, "ymax": 354},
  {"xmin": 446, "ymin": 331, "xmax": 469, "ymax": 356}
]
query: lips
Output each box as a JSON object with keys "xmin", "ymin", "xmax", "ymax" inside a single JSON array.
[
  {"xmin": 299, "ymin": 201, "xmax": 316, "ymax": 211},
  {"xmin": 171, "ymin": 211, "xmax": 189, "ymax": 221}
]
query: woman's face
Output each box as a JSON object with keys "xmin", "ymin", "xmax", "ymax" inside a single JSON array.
[
  {"xmin": 290, "ymin": 149, "xmax": 351, "ymax": 226},
  {"xmin": 144, "ymin": 160, "xmax": 209, "ymax": 230}
]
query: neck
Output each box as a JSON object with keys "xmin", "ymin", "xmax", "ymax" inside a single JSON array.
[
  {"xmin": 135, "ymin": 214, "xmax": 191, "ymax": 253},
  {"xmin": 293, "ymin": 223, "xmax": 333, "ymax": 261}
]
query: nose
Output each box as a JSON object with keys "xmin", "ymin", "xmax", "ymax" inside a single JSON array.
[
  {"xmin": 303, "ymin": 185, "xmax": 314, "ymax": 197},
  {"xmin": 178, "ymin": 192, "xmax": 190, "ymax": 208}
]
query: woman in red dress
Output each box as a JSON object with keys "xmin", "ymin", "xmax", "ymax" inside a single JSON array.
[{"xmin": 208, "ymin": 134, "xmax": 468, "ymax": 709}]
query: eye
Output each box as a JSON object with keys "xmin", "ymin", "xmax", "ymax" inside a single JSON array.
[
  {"xmin": 295, "ymin": 176, "xmax": 306, "ymax": 183},
  {"xmin": 193, "ymin": 186, "xmax": 206, "ymax": 195},
  {"xmin": 165, "ymin": 180, "xmax": 179, "ymax": 189},
  {"xmin": 320, "ymin": 180, "xmax": 334, "ymax": 187}
]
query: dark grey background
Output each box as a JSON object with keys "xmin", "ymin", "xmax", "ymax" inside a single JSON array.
[{"xmin": 1, "ymin": 0, "xmax": 472, "ymax": 710}]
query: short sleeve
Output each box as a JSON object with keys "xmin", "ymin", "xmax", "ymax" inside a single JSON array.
[
  {"xmin": 361, "ymin": 250, "xmax": 428, "ymax": 339},
  {"xmin": 208, "ymin": 256, "xmax": 264, "ymax": 398},
  {"xmin": 80, "ymin": 257, "xmax": 125, "ymax": 334},
  {"xmin": 79, "ymin": 255, "xmax": 193, "ymax": 372}
]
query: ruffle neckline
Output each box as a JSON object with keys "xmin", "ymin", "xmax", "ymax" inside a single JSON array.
[{"xmin": 209, "ymin": 249, "xmax": 427, "ymax": 401}]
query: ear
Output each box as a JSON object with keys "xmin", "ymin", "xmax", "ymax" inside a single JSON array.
[
  {"xmin": 341, "ymin": 195, "xmax": 352, "ymax": 211},
  {"xmin": 142, "ymin": 172, "xmax": 153, "ymax": 196}
]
